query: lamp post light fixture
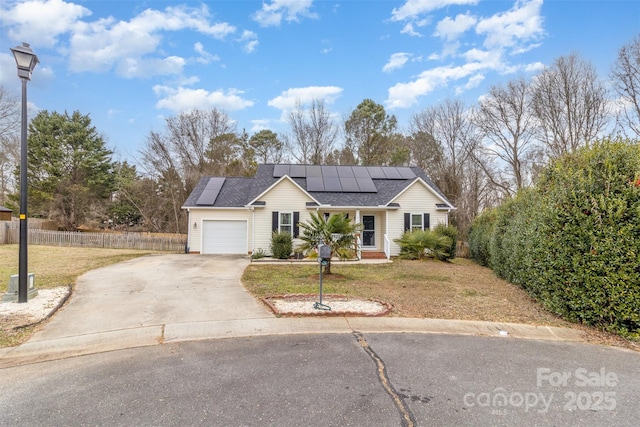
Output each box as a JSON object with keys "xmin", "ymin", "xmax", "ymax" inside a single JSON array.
[{"xmin": 10, "ymin": 42, "xmax": 38, "ymax": 303}]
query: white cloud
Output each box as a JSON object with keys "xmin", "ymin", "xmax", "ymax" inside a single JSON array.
[
  {"xmin": 238, "ymin": 30, "xmax": 259, "ymax": 53},
  {"xmin": 117, "ymin": 56, "xmax": 185, "ymax": 79},
  {"xmin": 385, "ymin": 62, "xmax": 487, "ymax": 109},
  {"xmin": 383, "ymin": 53, "xmax": 411, "ymax": 73},
  {"xmin": 475, "ymin": 0, "xmax": 544, "ymax": 50},
  {"xmin": 65, "ymin": 4, "xmax": 236, "ymax": 76},
  {"xmin": 400, "ymin": 23, "xmax": 422, "ymax": 37},
  {"xmin": 524, "ymin": 61, "xmax": 545, "ymax": 72},
  {"xmin": 250, "ymin": 119, "xmax": 271, "ymax": 132},
  {"xmin": 1, "ymin": 0, "xmax": 91, "ymax": 48},
  {"xmin": 153, "ymin": 85, "xmax": 254, "ymax": 112},
  {"xmin": 194, "ymin": 42, "xmax": 220, "ymax": 64},
  {"xmin": 391, "ymin": 0, "xmax": 478, "ymax": 22},
  {"xmin": 253, "ymin": 0, "xmax": 317, "ymax": 27},
  {"xmin": 434, "ymin": 12, "xmax": 477, "ymax": 41},
  {"xmin": 455, "ymin": 73, "xmax": 484, "ymax": 94},
  {"xmin": 2, "ymin": 2, "xmax": 238, "ymax": 78},
  {"xmin": 267, "ymin": 86, "xmax": 343, "ymax": 110}
]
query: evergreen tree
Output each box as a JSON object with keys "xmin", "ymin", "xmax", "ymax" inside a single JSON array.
[{"xmin": 19, "ymin": 110, "xmax": 115, "ymax": 230}]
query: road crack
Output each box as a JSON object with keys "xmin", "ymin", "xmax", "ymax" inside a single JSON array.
[{"xmin": 353, "ymin": 331, "xmax": 416, "ymax": 427}]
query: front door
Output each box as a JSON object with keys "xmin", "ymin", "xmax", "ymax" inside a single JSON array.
[{"xmin": 362, "ymin": 215, "xmax": 375, "ymax": 247}]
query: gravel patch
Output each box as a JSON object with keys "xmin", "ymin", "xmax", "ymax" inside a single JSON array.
[
  {"xmin": 263, "ymin": 294, "xmax": 392, "ymax": 317},
  {"xmin": 0, "ymin": 287, "xmax": 70, "ymax": 326}
]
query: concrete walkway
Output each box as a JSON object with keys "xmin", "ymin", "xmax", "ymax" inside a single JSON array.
[{"xmin": 0, "ymin": 254, "xmax": 587, "ymax": 368}]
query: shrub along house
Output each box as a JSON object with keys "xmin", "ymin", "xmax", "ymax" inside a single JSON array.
[{"xmin": 182, "ymin": 164, "xmax": 454, "ymax": 258}]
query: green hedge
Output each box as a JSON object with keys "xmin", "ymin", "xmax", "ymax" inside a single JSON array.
[{"xmin": 469, "ymin": 138, "xmax": 640, "ymax": 338}]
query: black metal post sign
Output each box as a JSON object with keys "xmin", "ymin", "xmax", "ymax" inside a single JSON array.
[{"xmin": 314, "ymin": 243, "xmax": 331, "ymax": 311}]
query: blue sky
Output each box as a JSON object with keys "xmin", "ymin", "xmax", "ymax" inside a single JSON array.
[{"xmin": 1, "ymin": 0, "xmax": 638, "ymax": 165}]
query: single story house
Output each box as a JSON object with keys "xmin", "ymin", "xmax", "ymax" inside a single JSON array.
[{"xmin": 182, "ymin": 164, "xmax": 455, "ymax": 258}]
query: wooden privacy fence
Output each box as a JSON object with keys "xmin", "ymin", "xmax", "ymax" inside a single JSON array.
[{"xmin": 1, "ymin": 228, "xmax": 187, "ymax": 252}]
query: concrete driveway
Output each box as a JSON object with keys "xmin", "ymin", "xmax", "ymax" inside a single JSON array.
[
  {"xmin": 35, "ymin": 254, "xmax": 274, "ymax": 339},
  {"xmin": 0, "ymin": 254, "xmax": 588, "ymax": 368}
]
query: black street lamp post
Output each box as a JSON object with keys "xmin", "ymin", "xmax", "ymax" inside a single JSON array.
[{"xmin": 10, "ymin": 42, "xmax": 38, "ymax": 303}]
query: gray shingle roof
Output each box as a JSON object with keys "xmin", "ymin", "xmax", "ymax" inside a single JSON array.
[{"xmin": 182, "ymin": 164, "xmax": 453, "ymax": 209}]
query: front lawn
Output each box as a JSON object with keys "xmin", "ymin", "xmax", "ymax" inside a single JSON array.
[{"xmin": 243, "ymin": 258, "xmax": 571, "ymax": 326}]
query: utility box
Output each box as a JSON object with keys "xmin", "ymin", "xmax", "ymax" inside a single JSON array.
[{"xmin": 2, "ymin": 273, "xmax": 38, "ymax": 302}]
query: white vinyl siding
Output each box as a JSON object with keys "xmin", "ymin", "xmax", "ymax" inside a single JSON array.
[
  {"xmin": 252, "ymin": 178, "xmax": 314, "ymax": 255},
  {"xmin": 388, "ymin": 181, "xmax": 449, "ymax": 256}
]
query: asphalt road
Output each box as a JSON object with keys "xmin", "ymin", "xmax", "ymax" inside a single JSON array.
[{"xmin": 1, "ymin": 333, "xmax": 638, "ymax": 427}]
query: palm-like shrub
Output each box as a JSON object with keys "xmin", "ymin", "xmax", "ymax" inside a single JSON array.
[
  {"xmin": 394, "ymin": 229, "xmax": 453, "ymax": 261},
  {"xmin": 298, "ymin": 212, "xmax": 361, "ymax": 274}
]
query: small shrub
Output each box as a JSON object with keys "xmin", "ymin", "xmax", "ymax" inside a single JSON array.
[
  {"xmin": 271, "ymin": 231, "xmax": 293, "ymax": 259},
  {"xmin": 251, "ymin": 248, "xmax": 266, "ymax": 260}
]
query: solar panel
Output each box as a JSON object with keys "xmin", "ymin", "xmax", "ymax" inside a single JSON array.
[
  {"xmin": 290, "ymin": 164, "xmax": 306, "ymax": 177},
  {"xmin": 337, "ymin": 166, "xmax": 355, "ymax": 178},
  {"xmin": 382, "ymin": 167, "xmax": 402, "ymax": 179},
  {"xmin": 367, "ymin": 166, "xmax": 386, "ymax": 179},
  {"xmin": 323, "ymin": 176, "xmax": 342, "ymax": 192},
  {"xmin": 340, "ymin": 177, "xmax": 359, "ymax": 192},
  {"xmin": 397, "ymin": 167, "xmax": 416, "ymax": 179},
  {"xmin": 352, "ymin": 166, "xmax": 370, "ymax": 178},
  {"xmin": 356, "ymin": 177, "xmax": 377, "ymax": 192},
  {"xmin": 321, "ymin": 165, "xmax": 338, "ymax": 177},
  {"xmin": 196, "ymin": 177, "xmax": 225, "ymax": 205},
  {"xmin": 306, "ymin": 176, "xmax": 324, "ymax": 192},
  {"xmin": 306, "ymin": 165, "xmax": 322, "ymax": 177},
  {"xmin": 273, "ymin": 164, "xmax": 289, "ymax": 177}
]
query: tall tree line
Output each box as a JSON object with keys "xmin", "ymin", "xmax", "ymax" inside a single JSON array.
[{"xmin": 0, "ymin": 36, "xmax": 638, "ymax": 235}]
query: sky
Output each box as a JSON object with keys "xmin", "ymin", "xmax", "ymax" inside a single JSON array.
[{"xmin": 0, "ymin": 0, "xmax": 638, "ymax": 165}]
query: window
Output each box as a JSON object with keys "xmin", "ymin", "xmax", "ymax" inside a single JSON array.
[
  {"xmin": 404, "ymin": 213, "xmax": 430, "ymax": 232},
  {"xmin": 279, "ymin": 212, "xmax": 293, "ymax": 236},
  {"xmin": 272, "ymin": 211, "xmax": 300, "ymax": 237},
  {"xmin": 411, "ymin": 214, "xmax": 423, "ymax": 231}
]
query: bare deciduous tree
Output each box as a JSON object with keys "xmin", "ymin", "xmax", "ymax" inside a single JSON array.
[
  {"xmin": 472, "ymin": 77, "xmax": 539, "ymax": 196},
  {"xmin": 288, "ymin": 99, "xmax": 338, "ymax": 164},
  {"xmin": 411, "ymin": 99, "xmax": 480, "ymax": 234},
  {"xmin": 140, "ymin": 108, "xmax": 241, "ymax": 233},
  {"xmin": 611, "ymin": 34, "xmax": 640, "ymax": 137},
  {"xmin": 531, "ymin": 53, "xmax": 609, "ymax": 157},
  {"xmin": 0, "ymin": 86, "xmax": 20, "ymax": 205}
]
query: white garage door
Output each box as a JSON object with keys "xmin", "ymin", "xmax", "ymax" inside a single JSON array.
[{"xmin": 202, "ymin": 220, "xmax": 247, "ymax": 254}]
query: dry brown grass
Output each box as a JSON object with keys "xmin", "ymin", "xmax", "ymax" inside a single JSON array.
[
  {"xmin": 243, "ymin": 258, "xmax": 569, "ymax": 326},
  {"xmin": 0, "ymin": 245, "xmax": 158, "ymax": 290},
  {"xmin": 243, "ymin": 258, "xmax": 639, "ymax": 351}
]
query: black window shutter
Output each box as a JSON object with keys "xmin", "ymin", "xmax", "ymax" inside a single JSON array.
[
  {"xmin": 293, "ymin": 212, "xmax": 300, "ymax": 238},
  {"xmin": 272, "ymin": 211, "xmax": 279, "ymax": 232},
  {"xmin": 404, "ymin": 213, "xmax": 410, "ymax": 232},
  {"xmin": 424, "ymin": 213, "xmax": 430, "ymax": 230}
]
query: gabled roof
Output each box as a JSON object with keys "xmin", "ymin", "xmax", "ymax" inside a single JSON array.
[
  {"xmin": 0, "ymin": 205, "xmax": 12, "ymax": 212},
  {"xmin": 182, "ymin": 164, "xmax": 454, "ymax": 209}
]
